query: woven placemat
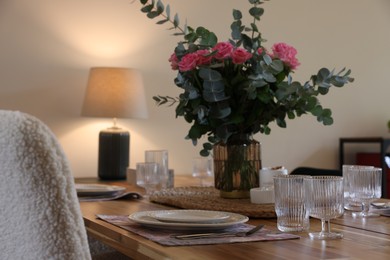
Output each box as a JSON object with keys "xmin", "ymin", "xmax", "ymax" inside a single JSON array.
[{"xmin": 149, "ymin": 186, "xmax": 276, "ymax": 218}]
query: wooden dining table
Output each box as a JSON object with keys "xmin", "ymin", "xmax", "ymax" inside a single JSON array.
[{"xmin": 77, "ymin": 176, "xmax": 390, "ymax": 260}]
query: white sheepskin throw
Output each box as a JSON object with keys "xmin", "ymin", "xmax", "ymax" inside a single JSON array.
[{"xmin": 0, "ymin": 110, "xmax": 91, "ymax": 260}]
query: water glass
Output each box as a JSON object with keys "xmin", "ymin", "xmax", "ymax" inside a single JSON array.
[
  {"xmin": 343, "ymin": 165, "xmax": 374, "ymax": 211},
  {"xmin": 273, "ymin": 175, "xmax": 310, "ymax": 232},
  {"xmin": 304, "ymin": 176, "xmax": 344, "ymax": 240},
  {"xmin": 192, "ymin": 157, "xmax": 213, "ymax": 186},
  {"xmin": 145, "ymin": 150, "xmax": 169, "ymax": 189},
  {"xmin": 136, "ymin": 162, "xmax": 159, "ymax": 197},
  {"xmin": 348, "ymin": 167, "xmax": 382, "ymax": 218}
]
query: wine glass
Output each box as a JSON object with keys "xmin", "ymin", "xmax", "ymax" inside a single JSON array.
[
  {"xmin": 192, "ymin": 157, "xmax": 213, "ymax": 186},
  {"xmin": 136, "ymin": 162, "xmax": 160, "ymax": 197},
  {"xmin": 348, "ymin": 167, "xmax": 382, "ymax": 218},
  {"xmin": 304, "ymin": 176, "xmax": 344, "ymax": 240}
]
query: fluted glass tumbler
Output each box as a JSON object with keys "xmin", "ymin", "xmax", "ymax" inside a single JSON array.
[
  {"xmin": 136, "ymin": 162, "xmax": 159, "ymax": 197},
  {"xmin": 273, "ymin": 175, "xmax": 309, "ymax": 232},
  {"xmin": 348, "ymin": 167, "xmax": 382, "ymax": 218},
  {"xmin": 343, "ymin": 165, "xmax": 374, "ymax": 211},
  {"xmin": 304, "ymin": 176, "xmax": 344, "ymax": 240},
  {"xmin": 192, "ymin": 157, "xmax": 214, "ymax": 187},
  {"xmin": 145, "ymin": 150, "xmax": 169, "ymax": 189}
]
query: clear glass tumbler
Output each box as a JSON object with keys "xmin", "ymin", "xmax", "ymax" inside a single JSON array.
[
  {"xmin": 136, "ymin": 162, "xmax": 159, "ymax": 197},
  {"xmin": 192, "ymin": 157, "xmax": 214, "ymax": 186},
  {"xmin": 145, "ymin": 150, "xmax": 169, "ymax": 189},
  {"xmin": 273, "ymin": 175, "xmax": 310, "ymax": 232},
  {"xmin": 348, "ymin": 167, "xmax": 382, "ymax": 218},
  {"xmin": 343, "ymin": 165, "xmax": 374, "ymax": 211}
]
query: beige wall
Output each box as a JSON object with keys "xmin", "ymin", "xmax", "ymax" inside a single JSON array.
[{"xmin": 1, "ymin": 0, "xmax": 390, "ymax": 177}]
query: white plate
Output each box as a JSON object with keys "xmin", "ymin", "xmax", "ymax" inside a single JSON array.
[
  {"xmin": 75, "ymin": 184, "xmax": 126, "ymax": 197},
  {"xmin": 128, "ymin": 210, "xmax": 249, "ymax": 230},
  {"xmin": 150, "ymin": 210, "xmax": 230, "ymax": 223}
]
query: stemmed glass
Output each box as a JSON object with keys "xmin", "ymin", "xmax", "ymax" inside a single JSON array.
[
  {"xmin": 348, "ymin": 167, "xmax": 382, "ymax": 218},
  {"xmin": 192, "ymin": 157, "xmax": 213, "ymax": 186},
  {"xmin": 304, "ymin": 176, "xmax": 344, "ymax": 240},
  {"xmin": 136, "ymin": 162, "xmax": 160, "ymax": 197}
]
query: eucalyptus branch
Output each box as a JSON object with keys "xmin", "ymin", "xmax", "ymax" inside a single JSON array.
[
  {"xmin": 153, "ymin": 95, "xmax": 180, "ymax": 107},
  {"xmin": 137, "ymin": 0, "xmax": 187, "ymax": 35}
]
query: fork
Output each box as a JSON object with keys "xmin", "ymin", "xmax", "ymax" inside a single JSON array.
[{"xmin": 174, "ymin": 224, "xmax": 264, "ymax": 240}]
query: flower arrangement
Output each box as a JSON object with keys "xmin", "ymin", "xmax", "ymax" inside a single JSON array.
[{"xmin": 138, "ymin": 0, "xmax": 354, "ymax": 156}]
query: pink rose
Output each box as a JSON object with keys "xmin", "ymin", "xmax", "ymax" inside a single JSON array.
[
  {"xmin": 168, "ymin": 53, "xmax": 179, "ymax": 70},
  {"xmin": 271, "ymin": 42, "xmax": 300, "ymax": 70},
  {"xmin": 196, "ymin": 49, "xmax": 213, "ymax": 66},
  {"xmin": 257, "ymin": 48, "xmax": 264, "ymax": 55},
  {"xmin": 212, "ymin": 42, "xmax": 234, "ymax": 60},
  {"xmin": 178, "ymin": 53, "xmax": 198, "ymax": 72},
  {"xmin": 231, "ymin": 48, "xmax": 253, "ymax": 64}
]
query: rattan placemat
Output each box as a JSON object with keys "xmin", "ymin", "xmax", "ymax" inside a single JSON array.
[{"xmin": 149, "ymin": 186, "xmax": 276, "ymax": 218}]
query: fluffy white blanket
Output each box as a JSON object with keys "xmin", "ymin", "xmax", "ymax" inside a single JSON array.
[{"xmin": 0, "ymin": 110, "xmax": 91, "ymax": 260}]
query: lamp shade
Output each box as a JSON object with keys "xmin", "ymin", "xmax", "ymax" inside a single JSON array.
[
  {"xmin": 81, "ymin": 67, "xmax": 147, "ymax": 180},
  {"xmin": 81, "ymin": 67, "xmax": 148, "ymax": 119}
]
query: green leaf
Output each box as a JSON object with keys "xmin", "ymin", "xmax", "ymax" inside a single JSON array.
[
  {"xmin": 263, "ymin": 71, "xmax": 276, "ymax": 82},
  {"xmin": 199, "ymin": 68, "xmax": 223, "ymax": 81},
  {"xmin": 311, "ymin": 105, "xmax": 323, "ymax": 116},
  {"xmin": 241, "ymin": 34, "xmax": 253, "ymax": 49},
  {"xmin": 233, "ymin": 9, "xmax": 242, "ymax": 20},
  {"xmin": 209, "ymin": 101, "xmax": 232, "ymax": 119},
  {"xmin": 316, "ymin": 68, "xmax": 331, "ymax": 83},
  {"xmin": 251, "ymin": 79, "xmax": 268, "ymax": 88},
  {"xmin": 203, "ymin": 142, "xmax": 213, "ymax": 151},
  {"xmin": 141, "ymin": 4, "xmax": 154, "ymax": 13},
  {"xmin": 322, "ymin": 117, "xmax": 333, "ymax": 125},
  {"xmin": 203, "ymin": 81, "xmax": 228, "ymax": 102},
  {"xmin": 140, "ymin": 0, "xmax": 148, "ymax": 5},
  {"xmin": 201, "ymin": 32, "xmax": 218, "ymax": 46},
  {"xmin": 250, "ymin": 22, "xmax": 259, "ymax": 32},
  {"xmin": 263, "ymin": 125, "xmax": 271, "ymax": 135},
  {"xmin": 276, "ymin": 118, "xmax": 287, "ymax": 128},
  {"xmin": 249, "ymin": 7, "xmax": 264, "ymax": 20},
  {"xmin": 165, "ymin": 4, "xmax": 171, "ymax": 18},
  {"xmin": 304, "ymin": 96, "xmax": 318, "ymax": 110},
  {"xmin": 156, "ymin": 0, "xmax": 164, "ymax": 14},
  {"xmin": 173, "ymin": 13, "xmax": 179, "ymax": 27},
  {"xmin": 185, "ymin": 32, "xmax": 198, "ymax": 43},
  {"xmin": 200, "ymin": 149, "xmax": 210, "ymax": 157},
  {"xmin": 147, "ymin": 11, "xmax": 160, "ymax": 19},
  {"xmin": 263, "ymin": 54, "xmax": 272, "ymax": 65},
  {"xmin": 231, "ymin": 21, "xmax": 242, "ymax": 40},
  {"xmin": 156, "ymin": 18, "xmax": 169, "ymax": 24},
  {"xmin": 270, "ymin": 60, "xmax": 284, "ymax": 73}
]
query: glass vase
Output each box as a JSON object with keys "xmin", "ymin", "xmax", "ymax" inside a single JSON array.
[{"xmin": 213, "ymin": 134, "xmax": 261, "ymax": 198}]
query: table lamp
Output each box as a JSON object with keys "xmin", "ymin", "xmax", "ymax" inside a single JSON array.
[{"xmin": 81, "ymin": 67, "xmax": 148, "ymax": 180}]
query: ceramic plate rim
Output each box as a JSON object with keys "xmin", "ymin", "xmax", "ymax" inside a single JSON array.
[
  {"xmin": 128, "ymin": 210, "xmax": 249, "ymax": 230},
  {"xmin": 75, "ymin": 184, "xmax": 126, "ymax": 196},
  {"xmin": 150, "ymin": 210, "xmax": 230, "ymax": 223}
]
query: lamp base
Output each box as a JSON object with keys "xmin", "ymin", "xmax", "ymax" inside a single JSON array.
[{"xmin": 98, "ymin": 128, "xmax": 129, "ymax": 180}]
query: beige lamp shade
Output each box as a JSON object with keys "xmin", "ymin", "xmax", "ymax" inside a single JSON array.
[{"xmin": 81, "ymin": 67, "xmax": 148, "ymax": 119}]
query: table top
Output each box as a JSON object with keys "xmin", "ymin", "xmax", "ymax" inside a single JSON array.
[{"xmin": 78, "ymin": 176, "xmax": 390, "ymax": 260}]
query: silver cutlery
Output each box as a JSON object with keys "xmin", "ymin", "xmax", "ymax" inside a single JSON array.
[{"xmin": 174, "ymin": 224, "xmax": 264, "ymax": 240}]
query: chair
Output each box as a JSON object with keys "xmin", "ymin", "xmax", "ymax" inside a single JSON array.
[
  {"xmin": 0, "ymin": 110, "xmax": 130, "ymax": 260},
  {"xmin": 290, "ymin": 167, "xmax": 342, "ymax": 176}
]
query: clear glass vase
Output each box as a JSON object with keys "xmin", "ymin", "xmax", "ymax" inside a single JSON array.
[{"xmin": 213, "ymin": 134, "xmax": 261, "ymax": 198}]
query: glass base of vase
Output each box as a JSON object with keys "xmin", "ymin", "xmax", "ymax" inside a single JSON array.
[{"xmin": 219, "ymin": 190, "xmax": 250, "ymax": 199}]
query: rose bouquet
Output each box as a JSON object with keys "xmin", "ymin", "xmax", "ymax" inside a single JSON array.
[{"xmin": 138, "ymin": 0, "xmax": 354, "ymax": 157}]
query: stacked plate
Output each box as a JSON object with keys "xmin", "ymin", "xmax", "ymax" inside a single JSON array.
[
  {"xmin": 75, "ymin": 184, "xmax": 126, "ymax": 197},
  {"xmin": 129, "ymin": 210, "xmax": 249, "ymax": 230}
]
